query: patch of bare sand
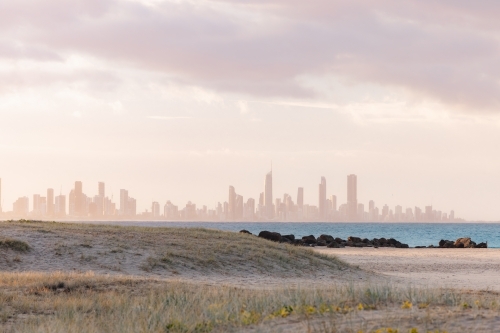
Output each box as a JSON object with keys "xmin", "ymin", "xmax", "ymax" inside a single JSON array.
[{"xmin": 315, "ymin": 247, "xmax": 500, "ymax": 291}]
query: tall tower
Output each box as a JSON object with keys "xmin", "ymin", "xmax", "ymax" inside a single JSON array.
[
  {"xmin": 347, "ymin": 174, "xmax": 357, "ymax": 221},
  {"xmin": 47, "ymin": 188, "xmax": 54, "ymax": 216},
  {"xmin": 98, "ymin": 182, "xmax": 105, "ymax": 198},
  {"xmin": 228, "ymin": 186, "xmax": 236, "ymax": 220},
  {"xmin": 120, "ymin": 189, "xmax": 129, "ymax": 216},
  {"xmin": 264, "ymin": 170, "xmax": 273, "ymax": 219},
  {"xmin": 74, "ymin": 181, "xmax": 83, "ymax": 216},
  {"xmin": 0, "ymin": 178, "xmax": 2, "ymax": 214},
  {"xmin": 297, "ymin": 187, "xmax": 304, "ymax": 209},
  {"xmin": 318, "ymin": 177, "xmax": 326, "ymax": 220}
]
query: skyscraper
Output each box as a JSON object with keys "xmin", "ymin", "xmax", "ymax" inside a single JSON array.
[
  {"xmin": 98, "ymin": 182, "xmax": 105, "ymax": 198},
  {"xmin": 120, "ymin": 189, "xmax": 128, "ymax": 216},
  {"xmin": 318, "ymin": 177, "xmax": 326, "ymax": 220},
  {"xmin": 74, "ymin": 181, "xmax": 83, "ymax": 216},
  {"xmin": 264, "ymin": 170, "xmax": 273, "ymax": 219},
  {"xmin": 297, "ymin": 187, "xmax": 304, "ymax": 209},
  {"xmin": 228, "ymin": 186, "xmax": 236, "ymax": 220},
  {"xmin": 47, "ymin": 188, "xmax": 54, "ymax": 216},
  {"xmin": 347, "ymin": 174, "xmax": 357, "ymax": 221}
]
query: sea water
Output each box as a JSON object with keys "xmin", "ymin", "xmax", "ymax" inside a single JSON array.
[{"xmin": 87, "ymin": 221, "xmax": 500, "ymax": 248}]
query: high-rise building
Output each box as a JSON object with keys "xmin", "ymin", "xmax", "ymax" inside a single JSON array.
[
  {"xmin": 347, "ymin": 174, "xmax": 357, "ymax": 221},
  {"xmin": 318, "ymin": 177, "xmax": 326, "ymax": 220},
  {"xmin": 74, "ymin": 181, "xmax": 83, "ymax": 216},
  {"xmin": 152, "ymin": 201, "xmax": 160, "ymax": 217},
  {"xmin": 120, "ymin": 189, "xmax": 128, "ymax": 216},
  {"xmin": 228, "ymin": 186, "xmax": 236, "ymax": 220},
  {"xmin": 235, "ymin": 194, "xmax": 243, "ymax": 219},
  {"xmin": 33, "ymin": 194, "xmax": 41, "ymax": 215},
  {"xmin": 47, "ymin": 188, "xmax": 54, "ymax": 216},
  {"xmin": 13, "ymin": 197, "xmax": 29, "ymax": 216},
  {"xmin": 55, "ymin": 195, "xmax": 66, "ymax": 216},
  {"xmin": 330, "ymin": 195, "xmax": 337, "ymax": 212},
  {"xmin": 297, "ymin": 187, "xmax": 304, "ymax": 209},
  {"xmin": 395, "ymin": 205, "xmax": 403, "ymax": 221},
  {"xmin": 264, "ymin": 170, "xmax": 273, "ymax": 219},
  {"xmin": 98, "ymin": 182, "xmax": 105, "ymax": 198}
]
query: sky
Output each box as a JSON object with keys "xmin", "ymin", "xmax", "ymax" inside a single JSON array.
[{"xmin": 1, "ymin": 0, "xmax": 500, "ymax": 220}]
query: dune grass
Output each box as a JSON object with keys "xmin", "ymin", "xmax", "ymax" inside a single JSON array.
[
  {"xmin": 0, "ymin": 271, "xmax": 497, "ymax": 333},
  {"xmin": 0, "ymin": 220, "xmax": 350, "ymax": 278},
  {"xmin": 0, "ymin": 238, "xmax": 30, "ymax": 252}
]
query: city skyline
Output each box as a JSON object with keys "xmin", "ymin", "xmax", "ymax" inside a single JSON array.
[{"xmin": 0, "ymin": 172, "xmax": 462, "ymax": 222}]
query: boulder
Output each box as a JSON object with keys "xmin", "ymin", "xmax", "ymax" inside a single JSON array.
[
  {"xmin": 454, "ymin": 237, "xmax": 473, "ymax": 248},
  {"xmin": 319, "ymin": 234, "xmax": 334, "ymax": 243},
  {"xmin": 302, "ymin": 235, "xmax": 317, "ymax": 244},
  {"xmin": 476, "ymin": 242, "xmax": 488, "ymax": 248},
  {"xmin": 239, "ymin": 230, "xmax": 252, "ymax": 235},
  {"xmin": 348, "ymin": 236, "xmax": 362, "ymax": 243},
  {"xmin": 281, "ymin": 234, "xmax": 295, "ymax": 242},
  {"xmin": 327, "ymin": 241, "xmax": 339, "ymax": 248},
  {"xmin": 316, "ymin": 240, "xmax": 327, "ymax": 247},
  {"xmin": 258, "ymin": 231, "xmax": 281, "ymax": 242}
]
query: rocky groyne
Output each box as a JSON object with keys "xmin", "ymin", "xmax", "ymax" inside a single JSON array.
[{"xmin": 240, "ymin": 230, "xmax": 487, "ymax": 249}]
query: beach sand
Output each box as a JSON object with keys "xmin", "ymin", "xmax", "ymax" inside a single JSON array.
[{"xmin": 315, "ymin": 247, "xmax": 500, "ymax": 291}]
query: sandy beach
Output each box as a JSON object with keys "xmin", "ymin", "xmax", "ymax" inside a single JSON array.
[
  {"xmin": 2, "ymin": 221, "xmax": 500, "ymax": 332},
  {"xmin": 315, "ymin": 247, "xmax": 500, "ymax": 290}
]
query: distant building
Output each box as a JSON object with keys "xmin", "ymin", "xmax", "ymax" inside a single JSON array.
[
  {"xmin": 264, "ymin": 170, "xmax": 273, "ymax": 219},
  {"xmin": 297, "ymin": 187, "xmax": 304, "ymax": 209},
  {"xmin": 47, "ymin": 188, "xmax": 54, "ymax": 216},
  {"xmin": 347, "ymin": 174, "xmax": 357, "ymax": 221},
  {"xmin": 318, "ymin": 177, "xmax": 326, "ymax": 220}
]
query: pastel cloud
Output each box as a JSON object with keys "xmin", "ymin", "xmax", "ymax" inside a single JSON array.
[{"xmin": 1, "ymin": 0, "xmax": 499, "ymax": 110}]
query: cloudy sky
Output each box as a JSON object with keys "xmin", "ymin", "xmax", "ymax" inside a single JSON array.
[{"xmin": 1, "ymin": 0, "xmax": 499, "ymax": 220}]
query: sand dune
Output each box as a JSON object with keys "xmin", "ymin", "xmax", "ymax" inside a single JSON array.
[{"xmin": 0, "ymin": 221, "xmax": 372, "ymax": 287}]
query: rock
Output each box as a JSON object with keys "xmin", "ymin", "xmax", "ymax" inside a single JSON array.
[
  {"xmin": 400, "ymin": 244, "xmax": 409, "ymax": 248},
  {"xmin": 319, "ymin": 234, "xmax": 334, "ymax": 243},
  {"xmin": 316, "ymin": 240, "xmax": 327, "ymax": 247},
  {"xmin": 302, "ymin": 235, "xmax": 317, "ymax": 244},
  {"xmin": 348, "ymin": 236, "xmax": 362, "ymax": 243},
  {"xmin": 335, "ymin": 237, "xmax": 345, "ymax": 243},
  {"xmin": 454, "ymin": 237, "xmax": 473, "ymax": 248},
  {"xmin": 476, "ymin": 242, "xmax": 488, "ymax": 248},
  {"xmin": 281, "ymin": 234, "xmax": 295, "ymax": 241},
  {"xmin": 362, "ymin": 238, "xmax": 370, "ymax": 244},
  {"xmin": 258, "ymin": 231, "xmax": 281, "ymax": 242},
  {"xmin": 327, "ymin": 241, "xmax": 339, "ymax": 248},
  {"xmin": 439, "ymin": 239, "xmax": 455, "ymax": 248},
  {"xmin": 239, "ymin": 230, "xmax": 252, "ymax": 235}
]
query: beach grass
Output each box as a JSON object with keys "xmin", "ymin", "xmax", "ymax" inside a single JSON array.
[{"xmin": 0, "ymin": 271, "xmax": 498, "ymax": 333}]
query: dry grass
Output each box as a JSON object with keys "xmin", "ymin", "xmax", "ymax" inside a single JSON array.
[
  {"xmin": 0, "ymin": 238, "xmax": 30, "ymax": 252},
  {"xmin": 0, "ymin": 272, "xmax": 498, "ymax": 333},
  {"xmin": 0, "ymin": 221, "xmax": 352, "ymax": 281}
]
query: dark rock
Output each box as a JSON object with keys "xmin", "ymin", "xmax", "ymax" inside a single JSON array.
[
  {"xmin": 258, "ymin": 231, "xmax": 281, "ymax": 242},
  {"xmin": 362, "ymin": 238, "xmax": 370, "ymax": 244},
  {"xmin": 335, "ymin": 237, "xmax": 345, "ymax": 243},
  {"xmin": 319, "ymin": 234, "xmax": 334, "ymax": 243},
  {"xmin": 400, "ymin": 244, "xmax": 409, "ymax": 248},
  {"xmin": 302, "ymin": 235, "xmax": 317, "ymax": 244},
  {"xmin": 327, "ymin": 241, "xmax": 339, "ymax": 248},
  {"xmin": 316, "ymin": 240, "xmax": 327, "ymax": 247},
  {"xmin": 476, "ymin": 242, "xmax": 488, "ymax": 248},
  {"xmin": 281, "ymin": 234, "xmax": 295, "ymax": 241},
  {"xmin": 348, "ymin": 236, "xmax": 362, "ymax": 243},
  {"xmin": 239, "ymin": 230, "xmax": 252, "ymax": 235}
]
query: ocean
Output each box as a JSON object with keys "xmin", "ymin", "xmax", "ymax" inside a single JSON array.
[{"xmin": 84, "ymin": 221, "xmax": 500, "ymax": 248}]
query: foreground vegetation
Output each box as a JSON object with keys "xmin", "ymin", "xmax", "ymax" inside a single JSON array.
[{"xmin": 0, "ymin": 271, "xmax": 498, "ymax": 333}]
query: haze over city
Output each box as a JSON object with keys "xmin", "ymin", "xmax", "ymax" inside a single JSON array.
[{"xmin": 1, "ymin": 0, "xmax": 500, "ymax": 221}]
